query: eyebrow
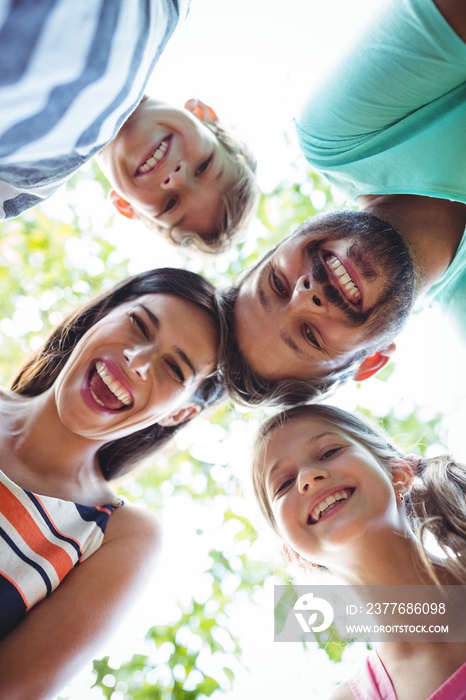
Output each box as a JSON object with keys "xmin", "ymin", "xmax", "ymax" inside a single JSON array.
[
  {"xmin": 267, "ymin": 432, "xmax": 338, "ymax": 484},
  {"xmin": 173, "ymin": 347, "xmax": 197, "ymax": 377},
  {"xmin": 139, "ymin": 304, "xmax": 197, "ymax": 377},
  {"xmin": 140, "ymin": 304, "xmax": 160, "ymax": 330}
]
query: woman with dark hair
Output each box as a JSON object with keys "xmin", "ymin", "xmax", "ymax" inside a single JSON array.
[
  {"xmin": 252, "ymin": 404, "xmax": 466, "ymax": 700},
  {"xmin": 0, "ymin": 267, "xmax": 224, "ymax": 698}
]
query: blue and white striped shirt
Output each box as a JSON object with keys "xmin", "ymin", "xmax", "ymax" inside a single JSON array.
[{"xmin": 0, "ymin": 0, "xmax": 188, "ymax": 219}]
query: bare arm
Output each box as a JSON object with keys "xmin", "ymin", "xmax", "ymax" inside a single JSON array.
[
  {"xmin": 0, "ymin": 504, "xmax": 161, "ymax": 700},
  {"xmin": 434, "ymin": 0, "xmax": 466, "ymax": 42}
]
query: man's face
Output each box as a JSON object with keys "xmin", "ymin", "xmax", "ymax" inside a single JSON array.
[
  {"xmin": 234, "ymin": 223, "xmax": 414, "ymax": 381},
  {"xmin": 97, "ymin": 99, "xmax": 237, "ymax": 239}
]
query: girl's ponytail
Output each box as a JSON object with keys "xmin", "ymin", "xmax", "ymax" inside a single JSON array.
[{"xmin": 407, "ymin": 456, "xmax": 466, "ymax": 583}]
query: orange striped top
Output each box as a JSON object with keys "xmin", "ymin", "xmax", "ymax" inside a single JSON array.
[{"xmin": 0, "ymin": 469, "xmax": 123, "ymax": 638}]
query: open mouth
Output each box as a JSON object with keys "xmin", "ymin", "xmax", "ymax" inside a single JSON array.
[
  {"xmin": 307, "ymin": 488, "xmax": 355, "ymax": 524},
  {"xmin": 136, "ymin": 136, "xmax": 171, "ymax": 176},
  {"xmin": 88, "ymin": 360, "xmax": 133, "ymax": 411},
  {"xmin": 325, "ymin": 255, "xmax": 361, "ymax": 307}
]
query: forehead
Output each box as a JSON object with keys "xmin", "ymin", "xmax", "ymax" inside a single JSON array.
[{"xmin": 263, "ymin": 416, "xmax": 337, "ymax": 461}]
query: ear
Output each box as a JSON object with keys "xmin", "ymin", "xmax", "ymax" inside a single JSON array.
[
  {"xmin": 390, "ymin": 458, "xmax": 416, "ymax": 494},
  {"xmin": 157, "ymin": 402, "xmax": 202, "ymax": 428},
  {"xmin": 353, "ymin": 342, "xmax": 396, "ymax": 382},
  {"xmin": 184, "ymin": 98, "xmax": 218, "ymax": 124},
  {"xmin": 109, "ymin": 190, "xmax": 136, "ymax": 219}
]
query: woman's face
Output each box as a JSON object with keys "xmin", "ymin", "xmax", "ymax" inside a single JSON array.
[
  {"xmin": 53, "ymin": 294, "xmax": 219, "ymax": 441},
  {"xmin": 259, "ymin": 416, "xmax": 400, "ymax": 566}
]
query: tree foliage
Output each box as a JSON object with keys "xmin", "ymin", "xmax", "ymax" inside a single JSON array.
[{"xmin": 0, "ymin": 153, "xmax": 447, "ymax": 700}]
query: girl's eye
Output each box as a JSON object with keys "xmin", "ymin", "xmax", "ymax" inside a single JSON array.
[
  {"xmin": 304, "ymin": 325, "xmax": 320, "ymax": 349},
  {"xmin": 275, "ymin": 478, "xmax": 294, "ymax": 497},
  {"xmin": 272, "ymin": 271, "xmax": 288, "ymax": 297},
  {"xmin": 129, "ymin": 312, "xmax": 149, "ymax": 339},
  {"xmin": 162, "ymin": 196, "xmax": 178, "ymax": 214},
  {"xmin": 321, "ymin": 447, "xmax": 342, "ymax": 460},
  {"xmin": 196, "ymin": 155, "xmax": 213, "ymax": 175},
  {"xmin": 166, "ymin": 360, "xmax": 185, "ymax": 384}
]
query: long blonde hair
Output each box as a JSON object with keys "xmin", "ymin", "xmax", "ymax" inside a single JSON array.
[{"xmin": 252, "ymin": 404, "xmax": 466, "ymax": 583}]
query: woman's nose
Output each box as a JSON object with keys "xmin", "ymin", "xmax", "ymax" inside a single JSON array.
[{"xmin": 123, "ymin": 347, "xmax": 151, "ymax": 379}]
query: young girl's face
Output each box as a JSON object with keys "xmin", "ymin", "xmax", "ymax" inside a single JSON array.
[{"xmin": 258, "ymin": 416, "xmax": 400, "ymax": 567}]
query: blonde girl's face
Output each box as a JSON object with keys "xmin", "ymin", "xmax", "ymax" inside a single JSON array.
[{"xmin": 259, "ymin": 416, "xmax": 402, "ymax": 567}]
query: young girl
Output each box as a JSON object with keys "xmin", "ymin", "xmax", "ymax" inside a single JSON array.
[
  {"xmin": 252, "ymin": 404, "xmax": 466, "ymax": 700},
  {"xmin": 0, "ymin": 267, "xmax": 223, "ymax": 699}
]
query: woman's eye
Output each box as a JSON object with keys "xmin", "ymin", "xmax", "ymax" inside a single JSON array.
[
  {"xmin": 304, "ymin": 325, "xmax": 320, "ymax": 349},
  {"xmin": 163, "ymin": 196, "xmax": 178, "ymax": 214},
  {"xmin": 321, "ymin": 447, "xmax": 342, "ymax": 460},
  {"xmin": 196, "ymin": 155, "xmax": 213, "ymax": 175},
  {"xmin": 166, "ymin": 360, "xmax": 185, "ymax": 384},
  {"xmin": 275, "ymin": 478, "xmax": 294, "ymax": 497},
  {"xmin": 129, "ymin": 313, "xmax": 149, "ymax": 339}
]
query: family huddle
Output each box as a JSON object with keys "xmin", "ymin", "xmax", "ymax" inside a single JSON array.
[{"xmin": 1, "ymin": 0, "xmax": 466, "ymax": 698}]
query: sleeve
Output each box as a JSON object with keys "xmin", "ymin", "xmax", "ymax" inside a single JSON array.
[{"xmin": 295, "ymin": 0, "xmax": 466, "ymax": 170}]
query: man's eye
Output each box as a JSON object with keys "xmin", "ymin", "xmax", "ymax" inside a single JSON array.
[
  {"xmin": 196, "ymin": 155, "xmax": 213, "ymax": 175},
  {"xmin": 162, "ymin": 196, "xmax": 178, "ymax": 214},
  {"xmin": 129, "ymin": 312, "xmax": 149, "ymax": 339},
  {"xmin": 272, "ymin": 272, "xmax": 287, "ymax": 296},
  {"xmin": 304, "ymin": 325, "xmax": 320, "ymax": 349}
]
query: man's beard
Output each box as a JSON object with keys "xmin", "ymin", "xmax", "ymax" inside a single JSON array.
[{"xmin": 305, "ymin": 225, "xmax": 415, "ymax": 349}]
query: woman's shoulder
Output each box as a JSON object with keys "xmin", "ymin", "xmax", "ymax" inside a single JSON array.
[{"xmin": 104, "ymin": 500, "xmax": 162, "ymax": 550}]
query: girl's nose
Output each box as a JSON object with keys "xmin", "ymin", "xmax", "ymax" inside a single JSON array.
[{"xmin": 297, "ymin": 464, "xmax": 329, "ymax": 494}]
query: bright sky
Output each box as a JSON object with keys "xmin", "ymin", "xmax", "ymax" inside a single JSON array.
[{"xmin": 54, "ymin": 0, "xmax": 466, "ymax": 697}]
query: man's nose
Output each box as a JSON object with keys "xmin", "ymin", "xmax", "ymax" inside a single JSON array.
[
  {"xmin": 292, "ymin": 275, "xmax": 325, "ymax": 310},
  {"xmin": 160, "ymin": 162, "xmax": 188, "ymax": 189}
]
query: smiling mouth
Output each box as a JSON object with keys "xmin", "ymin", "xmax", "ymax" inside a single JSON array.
[
  {"xmin": 307, "ymin": 488, "xmax": 355, "ymax": 524},
  {"xmin": 136, "ymin": 136, "xmax": 171, "ymax": 175},
  {"xmin": 88, "ymin": 360, "xmax": 133, "ymax": 410},
  {"xmin": 325, "ymin": 255, "xmax": 361, "ymax": 306}
]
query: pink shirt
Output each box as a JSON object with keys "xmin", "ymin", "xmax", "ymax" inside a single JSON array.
[{"xmin": 348, "ymin": 650, "xmax": 466, "ymax": 700}]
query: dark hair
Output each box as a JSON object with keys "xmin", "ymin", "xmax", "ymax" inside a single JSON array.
[
  {"xmin": 11, "ymin": 268, "xmax": 225, "ymax": 480},
  {"xmin": 253, "ymin": 404, "xmax": 466, "ymax": 584},
  {"xmin": 218, "ymin": 209, "xmax": 412, "ymax": 406}
]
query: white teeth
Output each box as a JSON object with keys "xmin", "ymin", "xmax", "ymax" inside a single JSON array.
[
  {"xmin": 327, "ymin": 256, "xmax": 361, "ymax": 302},
  {"xmin": 138, "ymin": 139, "xmax": 168, "ymax": 173},
  {"xmin": 95, "ymin": 360, "xmax": 132, "ymax": 406},
  {"xmin": 310, "ymin": 489, "xmax": 350, "ymax": 523}
]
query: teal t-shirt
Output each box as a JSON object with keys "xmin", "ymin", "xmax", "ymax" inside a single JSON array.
[{"xmin": 295, "ymin": 0, "xmax": 466, "ymax": 338}]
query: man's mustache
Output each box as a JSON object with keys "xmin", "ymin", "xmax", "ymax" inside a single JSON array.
[{"xmin": 306, "ymin": 242, "xmax": 370, "ymax": 326}]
